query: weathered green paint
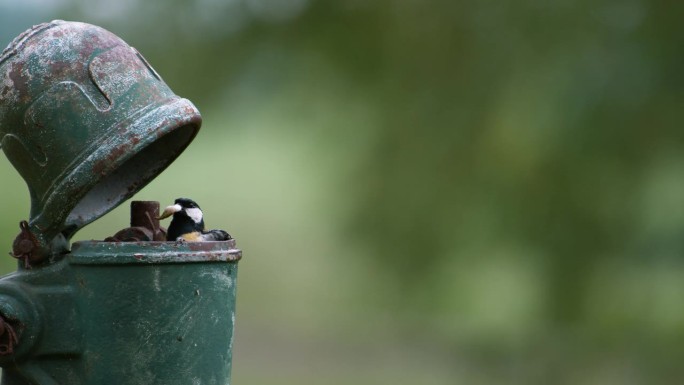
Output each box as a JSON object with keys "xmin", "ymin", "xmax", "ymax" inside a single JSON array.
[
  {"xmin": 0, "ymin": 21, "xmax": 242, "ymax": 384},
  {"xmin": 0, "ymin": 240, "xmax": 241, "ymax": 384},
  {"xmin": 0, "ymin": 20, "xmax": 201, "ymax": 261}
]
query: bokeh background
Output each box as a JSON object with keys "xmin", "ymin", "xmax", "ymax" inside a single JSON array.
[{"xmin": 1, "ymin": 0, "xmax": 684, "ymax": 384}]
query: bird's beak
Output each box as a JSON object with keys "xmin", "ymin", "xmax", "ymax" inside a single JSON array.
[{"xmin": 157, "ymin": 204, "xmax": 182, "ymax": 220}]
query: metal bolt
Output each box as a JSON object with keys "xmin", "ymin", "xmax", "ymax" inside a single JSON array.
[
  {"xmin": 10, "ymin": 221, "xmax": 39, "ymax": 268},
  {"xmin": 105, "ymin": 201, "xmax": 167, "ymax": 242},
  {"xmin": 130, "ymin": 201, "xmax": 160, "ymax": 232}
]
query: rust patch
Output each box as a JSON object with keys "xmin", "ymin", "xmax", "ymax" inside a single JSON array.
[
  {"xmin": 1, "ymin": 21, "xmax": 203, "ymax": 262},
  {"xmin": 91, "ymin": 140, "xmax": 129, "ymax": 175},
  {"xmin": 104, "ymin": 201, "xmax": 167, "ymax": 242},
  {"xmin": 10, "ymin": 220, "xmax": 42, "ymax": 268},
  {"xmin": 7, "ymin": 62, "xmax": 27, "ymax": 101}
]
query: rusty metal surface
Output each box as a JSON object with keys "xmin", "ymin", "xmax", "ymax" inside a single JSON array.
[
  {"xmin": 69, "ymin": 239, "xmax": 242, "ymax": 264},
  {"xmin": 0, "ymin": 22, "xmax": 241, "ymax": 385},
  {"xmin": 80, "ymin": 201, "xmax": 241, "ymax": 263},
  {"xmin": 9, "ymin": 221, "xmax": 39, "ymax": 268},
  {"xmin": 104, "ymin": 201, "xmax": 167, "ymax": 241},
  {"xmin": 0, "ymin": 20, "xmax": 202, "ymax": 260},
  {"xmin": 130, "ymin": 201, "xmax": 161, "ymax": 233}
]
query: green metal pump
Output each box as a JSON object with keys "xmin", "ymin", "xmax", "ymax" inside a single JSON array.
[{"xmin": 0, "ymin": 20, "xmax": 241, "ymax": 384}]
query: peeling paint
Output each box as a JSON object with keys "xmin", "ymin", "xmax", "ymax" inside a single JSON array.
[
  {"xmin": 0, "ymin": 20, "xmax": 238, "ymax": 384},
  {"xmin": 152, "ymin": 268, "xmax": 161, "ymax": 292},
  {"xmin": 0, "ymin": 20, "xmax": 201, "ymax": 261}
]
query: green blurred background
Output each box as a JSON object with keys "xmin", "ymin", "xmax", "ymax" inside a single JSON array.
[{"xmin": 2, "ymin": 0, "xmax": 684, "ymax": 384}]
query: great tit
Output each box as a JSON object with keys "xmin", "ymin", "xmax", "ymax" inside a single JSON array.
[{"xmin": 157, "ymin": 198, "xmax": 232, "ymax": 242}]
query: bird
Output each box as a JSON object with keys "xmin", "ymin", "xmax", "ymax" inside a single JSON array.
[{"xmin": 157, "ymin": 198, "xmax": 232, "ymax": 242}]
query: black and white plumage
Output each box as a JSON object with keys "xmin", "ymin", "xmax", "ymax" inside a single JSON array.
[{"xmin": 157, "ymin": 198, "xmax": 232, "ymax": 242}]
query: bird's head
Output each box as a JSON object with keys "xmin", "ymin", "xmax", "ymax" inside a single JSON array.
[{"xmin": 157, "ymin": 198, "xmax": 204, "ymax": 225}]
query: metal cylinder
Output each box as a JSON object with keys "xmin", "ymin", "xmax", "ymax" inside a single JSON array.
[
  {"xmin": 130, "ymin": 201, "xmax": 161, "ymax": 229},
  {"xmin": 0, "ymin": 240, "xmax": 241, "ymax": 385}
]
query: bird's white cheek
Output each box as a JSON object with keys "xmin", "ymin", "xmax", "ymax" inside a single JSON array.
[{"xmin": 185, "ymin": 208, "xmax": 203, "ymax": 223}]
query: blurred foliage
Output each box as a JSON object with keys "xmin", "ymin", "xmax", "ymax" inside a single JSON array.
[{"xmin": 2, "ymin": 0, "xmax": 684, "ymax": 384}]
